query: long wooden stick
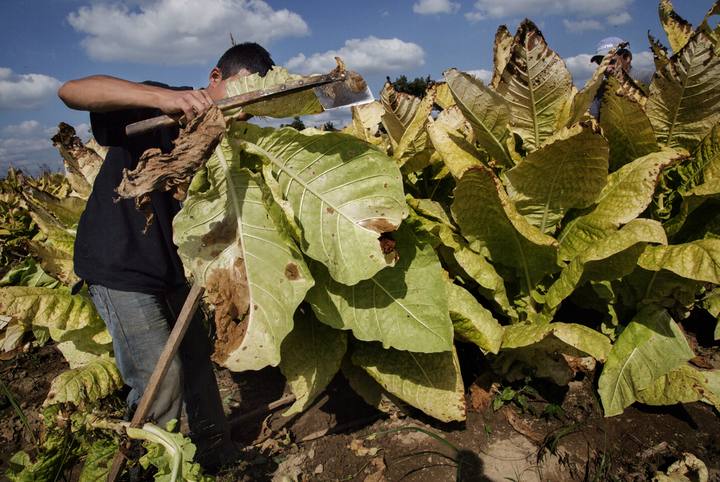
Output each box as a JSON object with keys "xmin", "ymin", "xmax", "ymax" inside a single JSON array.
[
  {"xmin": 106, "ymin": 283, "xmax": 205, "ymax": 482},
  {"xmin": 125, "ymin": 72, "xmax": 343, "ymax": 136}
]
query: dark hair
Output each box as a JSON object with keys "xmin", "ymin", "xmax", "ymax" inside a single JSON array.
[{"xmin": 216, "ymin": 42, "xmax": 275, "ymax": 78}]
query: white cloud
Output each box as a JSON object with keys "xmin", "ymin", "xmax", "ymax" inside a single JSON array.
[
  {"xmin": 563, "ymin": 18, "xmax": 603, "ymax": 33},
  {"xmin": 466, "ymin": 0, "xmax": 633, "ymax": 20},
  {"xmin": 286, "ymin": 36, "xmax": 425, "ymax": 75},
  {"xmin": 0, "ymin": 68, "xmax": 62, "ymax": 110},
  {"xmin": 564, "ymin": 53, "xmax": 597, "ymax": 83},
  {"xmin": 465, "ymin": 11, "xmax": 485, "ymax": 23},
  {"xmin": 413, "ymin": 0, "xmax": 460, "ymax": 15},
  {"xmin": 0, "ymin": 120, "xmax": 66, "ymax": 175},
  {"xmin": 607, "ymin": 11, "xmax": 632, "ymax": 26},
  {"xmin": 67, "ymin": 0, "xmax": 309, "ymax": 64},
  {"xmin": 1, "ymin": 120, "xmax": 42, "ymax": 136},
  {"xmin": 465, "ymin": 69, "xmax": 492, "ymax": 83},
  {"xmin": 631, "ymin": 51, "xmax": 655, "ymax": 84}
]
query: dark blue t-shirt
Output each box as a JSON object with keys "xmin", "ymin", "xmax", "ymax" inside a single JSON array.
[{"xmin": 74, "ymin": 82, "xmax": 189, "ymax": 293}]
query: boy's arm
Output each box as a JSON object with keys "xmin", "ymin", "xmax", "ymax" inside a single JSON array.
[{"xmin": 58, "ymin": 75, "xmax": 214, "ymax": 120}]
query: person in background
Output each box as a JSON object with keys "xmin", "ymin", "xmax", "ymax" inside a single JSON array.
[
  {"xmin": 58, "ymin": 42, "xmax": 275, "ymax": 474},
  {"xmin": 589, "ymin": 36, "xmax": 633, "ymax": 119}
]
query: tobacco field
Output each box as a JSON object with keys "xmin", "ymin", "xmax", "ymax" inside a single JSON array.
[{"xmin": 1, "ymin": 0, "xmax": 720, "ymax": 480}]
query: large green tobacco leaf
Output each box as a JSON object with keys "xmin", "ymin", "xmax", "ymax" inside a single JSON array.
[
  {"xmin": 635, "ymin": 364, "xmax": 720, "ymax": 409},
  {"xmin": 43, "ymin": 357, "xmax": 122, "ymax": 407},
  {"xmin": 546, "ymin": 219, "xmax": 668, "ymax": 309},
  {"xmin": 646, "ymin": 27, "xmax": 720, "ymax": 151},
  {"xmin": 174, "ymin": 141, "xmax": 313, "ymax": 371},
  {"xmin": 444, "ymin": 69, "xmax": 513, "ymax": 166},
  {"xmin": 279, "ymin": 308, "xmax": 347, "ymax": 416},
  {"xmin": 638, "ymin": 239, "xmax": 720, "ymax": 284},
  {"xmin": 658, "ymin": 0, "xmax": 694, "ymax": 54},
  {"xmin": 452, "ymin": 166, "xmax": 558, "ymax": 293},
  {"xmin": 683, "ymin": 123, "xmax": 720, "ymax": 192},
  {"xmin": 307, "ymin": 224, "xmax": 453, "ymax": 353},
  {"xmin": 598, "ymin": 306, "xmax": 694, "ymax": 417},
  {"xmin": 0, "ymin": 287, "xmax": 111, "ymax": 355},
  {"xmin": 352, "ymin": 342, "xmax": 466, "ymax": 422},
  {"xmin": 600, "ymin": 77, "xmax": 660, "ymax": 172},
  {"xmin": 426, "ymin": 106, "xmax": 484, "ymax": 179},
  {"xmin": 224, "ymin": 66, "xmax": 323, "ymax": 118},
  {"xmin": 436, "ymin": 226, "xmax": 514, "ymax": 317},
  {"xmin": 406, "ymin": 208, "xmax": 514, "ymax": 317},
  {"xmin": 502, "ymin": 320, "xmax": 610, "ymax": 361},
  {"xmin": 232, "ymin": 122, "xmax": 408, "ymax": 285},
  {"xmin": 505, "ymin": 123, "xmax": 609, "ymax": 233},
  {"xmin": 446, "ymin": 281, "xmax": 503, "ymax": 354},
  {"xmin": 558, "ymin": 149, "xmax": 679, "ymax": 260},
  {"xmin": 495, "ymin": 20, "xmax": 574, "ymax": 151}
]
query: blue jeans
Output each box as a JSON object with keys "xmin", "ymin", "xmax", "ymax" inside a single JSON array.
[{"xmin": 88, "ymin": 283, "xmax": 230, "ymax": 454}]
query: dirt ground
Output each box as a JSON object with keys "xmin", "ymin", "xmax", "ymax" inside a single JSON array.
[{"xmin": 1, "ymin": 343, "xmax": 719, "ymax": 482}]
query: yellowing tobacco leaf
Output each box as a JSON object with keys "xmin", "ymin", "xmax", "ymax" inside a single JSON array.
[
  {"xmin": 598, "ymin": 306, "xmax": 694, "ymax": 417},
  {"xmin": 380, "ymin": 82, "xmax": 422, "ymax": 151},
  {"xmin": 444, "ymin": 69, "xmax": 513, "ymax": 167},
  {"xmin": 233, "ymin": 122, "xmax": 408, "ymax": 285},
  {"xmin": 558, "ymin": 149, "xmax": 679, "ymax": 260},
  {"xmin": 638, "ymin": 239, "xmax": 720, "ymax": 284},
  {"xmin": 600, "ymin": 77, "xmax": 660, "ymax": 172},
  {"xmin": 452, "ymin": 166, "xmax": 558, "ymax": 292},
  {"xmin": 504, "ymin": 123, "xmax": 609, "ymax": 233},
  {"xmin": 446, "ymin": 280, "xmax": 503, "ymax": 354},
  {"xmin": 279, "ymin": 309, "xmax": 347, "ymax": 416},
  {"xmin": 659, "ymin": 0, "xmax": 694, "ymax": 53},
  {"xmin": 224, "ymin": 66, "xmax": 323, "ymax": 118},
  {"xmin": 307, "ymin": 224, "xmax": 454, "ymax": 353},
  {"xmin": 495, "ymin": 20, "xmax": 574, "ymax": 151},
  {"xmin": 635, "ymin": 364, "xmax": 720, "ymax": 410},
  {"xmin": 647, "ymin": 27, "xmax": 720, "ymax": 151},
  {"xmin": 44, "ymin": 357, "xmax": 122, "ymax": 407},
  {"xmin": 546, "ymin": 219, "xmax": 667, "ymax": 309},
  {"xmin": 174, "ymin": 139, "xmax": 313, "ymax": 371},
  {"xmin": 491, "ymin": 25, "xmax": 514, "ymax": 89},
  {"xmin": 426, "ymin": 106, "xmax": 484, "ymax": 179},
  {"xmin": 352, "ymin": 342, "xmax": 466, "ymax": 422}
]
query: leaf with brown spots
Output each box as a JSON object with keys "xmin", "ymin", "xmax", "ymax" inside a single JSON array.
[
  {"xmin": 495, "ymin": 20, "xmax": 574, "ymax": 151},
  {"xmin": 232, "ymin": 122, "xmax": 408, "ymax": 285},
  {"xmin": 306, "ymin": 224, "xmax": 453, "ymax": 353},
  {"xmin": 173, "ymin": 138, "xmax": 313, "ymax": 371}
]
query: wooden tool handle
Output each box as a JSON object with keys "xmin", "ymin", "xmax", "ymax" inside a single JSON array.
[
  {"xmin": 106, "ymin": 283, "xmax": 205, "ymax": 482},
  {"xmin": 125, "ymin": 72, "xmax": 344, "ymax": 136},
  {"xmin": 125, "ymin": 114, "xmax": 181, "ymax": 137}
]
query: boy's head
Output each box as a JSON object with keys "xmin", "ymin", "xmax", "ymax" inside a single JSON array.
[{"xmin": 206, "ymin": 42, "xmax": 275, "ymax": 101}]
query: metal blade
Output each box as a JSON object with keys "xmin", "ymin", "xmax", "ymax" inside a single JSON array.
[{"xmin": 313, "ymin": 77, "xmax": 374, "ymax": 110}]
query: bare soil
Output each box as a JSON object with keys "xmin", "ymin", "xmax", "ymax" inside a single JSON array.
[
  {"xmin": 1, "ymin": 342, "xmax": 719, "ymax": 481},
  {"xmin": 0, "ymin": 344, "xmax": 68, "ymax": 473}
]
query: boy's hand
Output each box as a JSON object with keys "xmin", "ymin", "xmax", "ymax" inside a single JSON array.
[{"xmin": 156, "ymin": 89, "xmax": 215, "ymax": 121}]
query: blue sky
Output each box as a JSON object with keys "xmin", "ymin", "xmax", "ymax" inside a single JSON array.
[{"xmin": 0, "ymin": 0, "xmax": 713, "ymax": 174}]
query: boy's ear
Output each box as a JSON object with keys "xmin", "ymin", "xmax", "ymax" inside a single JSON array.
[{"xmin": 209, "ymin": 67, "xmax": 223, "ymax": 84}]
